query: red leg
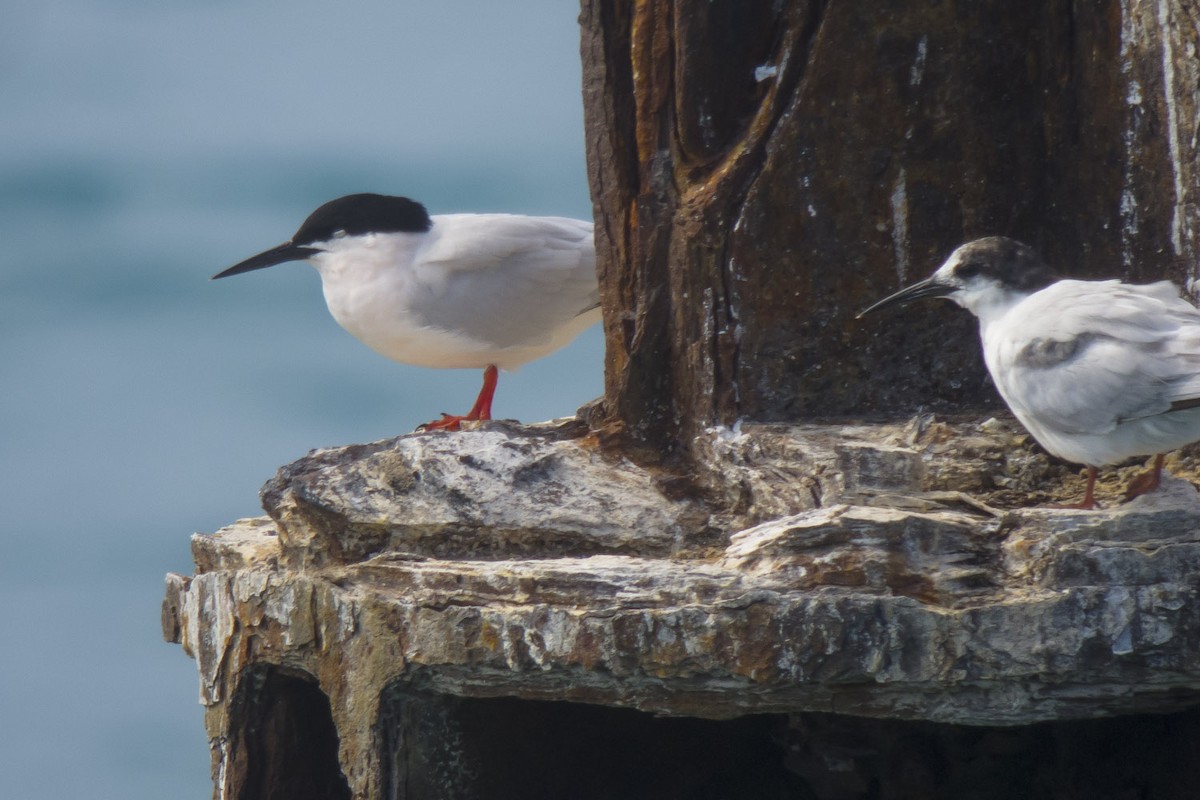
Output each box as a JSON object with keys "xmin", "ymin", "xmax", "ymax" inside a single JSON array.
[
  {"xmin": 1123, "ymin": 453, "xmax": 1165, "ymax": 502},
  {"xmin": 465, "ymin": 364, "xmax": 498, "ymax": 421},
  {"xmin": 1050, "ymin": 466, "xmax": 1099, "ymax": 510},
  {"xmin": 420, "ymin": 365, "xmax": 499, "ymax": 431}
]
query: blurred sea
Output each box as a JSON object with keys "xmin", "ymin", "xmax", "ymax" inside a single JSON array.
[{"xmin": 0, "ymin": 2, "xmax": 599, "ymax": 797}]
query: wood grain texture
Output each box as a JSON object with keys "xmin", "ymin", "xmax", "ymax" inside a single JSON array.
[{"xmin": 581, "ymin": 0, "xmax": 1200, "ymax": 460}]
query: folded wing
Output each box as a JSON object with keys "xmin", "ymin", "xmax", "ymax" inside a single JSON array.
[
  {"xmin": 993, "ymin": 280, "xmax": 1200, "ymax": 435},
  {"xmin": 410, "ymin": 214, "xmax": 599, "ymax": 350}
]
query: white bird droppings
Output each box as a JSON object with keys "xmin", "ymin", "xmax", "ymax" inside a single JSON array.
[
  {"xmin": 890, "ymin": 167, "xmax": 910, "ymax": 284},
  {"xmin": 755, "ymin": 64, "xmax": 779, "ymax": 82}
]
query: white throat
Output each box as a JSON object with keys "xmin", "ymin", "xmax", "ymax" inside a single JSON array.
[{"xmin": 952, "ymin": 284, "xmax": 1031, "ymax": 330}]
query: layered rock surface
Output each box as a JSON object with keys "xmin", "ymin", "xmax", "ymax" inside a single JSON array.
[{"xmin": 164, "ymin": 415, "xmax": 1200, "ymax": 797}]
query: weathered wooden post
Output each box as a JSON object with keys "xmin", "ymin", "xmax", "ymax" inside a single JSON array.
[{"xmin": 582, "ymin": 0, "xmax": 1200, "ymax": 459}]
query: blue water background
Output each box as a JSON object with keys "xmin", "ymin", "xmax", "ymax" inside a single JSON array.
[{"xmin": 0, "ymin": 2, "xmax": 599, "ymax": 796}]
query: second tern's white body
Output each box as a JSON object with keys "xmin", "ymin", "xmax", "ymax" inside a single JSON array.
[
  {"xmin": 311, "ymin": 213, "xmax": 599, "ymax": 371},
  {"xmin": 890, "ymin": 238, "xmax": 1200, "ymax": 471},
  {"xmin": 860, "ymin": 235, "xmax": 1200, "ymax": 506},
  {"xmin": 972, "ymin": 277, "xmax": 1200, "ymax": 467}
]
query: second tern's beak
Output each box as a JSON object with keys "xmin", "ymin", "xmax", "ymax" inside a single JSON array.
[
  {"xmin": 211, "ymin": 242, "xmax": 319, "ymax": 280},
  {"xmin": 857, "ymin": 277, "xmax": 956, "ymax": 319}
]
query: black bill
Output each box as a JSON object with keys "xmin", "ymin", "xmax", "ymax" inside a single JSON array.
[
  {"xmin": 211, "ymin": 242, "xmax": 319, "ymax": 280},
  {"xmin": 857, "ymin": 277, "xmax": 956, "ymax": 318}
]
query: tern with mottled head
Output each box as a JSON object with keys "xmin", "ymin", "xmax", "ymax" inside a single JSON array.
[
  {"xmin": 860, "ymin": 236, "xmax": 1200, "ymax": 509},
  {"xmin": 214, "ymin": 193, "xmax": 599, "ymax": 430}
]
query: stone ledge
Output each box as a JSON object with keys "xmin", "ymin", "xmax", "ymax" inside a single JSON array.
[{"xmin": 163, "ymin": 416, "xmax": 1200, "ymax": 796}]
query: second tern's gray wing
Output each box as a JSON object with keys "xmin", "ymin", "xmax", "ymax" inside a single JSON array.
[
  {"xmin": 410, "ymin": 214, "xmax": 598, "ymax": 350},
  {"xmin": 991, "ymin": 280, "xmax": 1200, "ymax": 435}
]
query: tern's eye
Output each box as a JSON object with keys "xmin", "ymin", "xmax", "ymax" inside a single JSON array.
[
  {"xmin": 332, "ymin": 229, "xmax": 348, "ymax": 239},
  {"xmin": 956, "ymin": 260, "xmax": 983, "ymax": 280}
]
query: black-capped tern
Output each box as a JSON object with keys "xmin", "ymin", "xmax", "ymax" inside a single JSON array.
[
  {"xmin": 214, "ymin": 193, "xmax": 599, "ymax": 430},
  {"xmin": 860, "ymin": 236, "xmax": 1200, "ymax": 509}
]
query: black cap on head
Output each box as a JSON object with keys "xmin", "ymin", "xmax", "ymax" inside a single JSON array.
[
  {"xmin": 292, "ymin": 193, "xmax": 433, "ymax": 246},
  {"xmin": 950, "ymin": 236, "xmax": 1058, "ymax": 293},
  {"xmin": 212, "ymin": 193, "xmax": 434, "ymax": 280},
  {"xmin": 857, "ymin": 236, "xmax": 1058, "ymax": 317}
]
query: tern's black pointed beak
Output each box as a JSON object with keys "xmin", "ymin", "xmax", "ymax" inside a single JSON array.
[
  {"xmin": 857, "ymin": 277, "xmax": 957, "ymax": 318},
  {"xmin": 211, "ymin": 242, "xmax": 319, "ymax": 280}
]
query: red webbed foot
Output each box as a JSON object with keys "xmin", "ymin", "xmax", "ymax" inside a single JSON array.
[
  {"xmin": 1047, "ymin": 466, "xmax": 1100, "ymax": 510},
  {"xmin": 415, "ymin": 365, "xmax": 499, "ymax": 433}
]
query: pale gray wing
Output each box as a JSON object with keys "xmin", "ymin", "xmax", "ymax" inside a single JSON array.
[
  {"xmin": 994, "ymin": 280, "xmax": 1200, "ymax": 434},
  {"xmin": 409, "ymin": 214, "xmax": 598, "ymax": 349}
]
